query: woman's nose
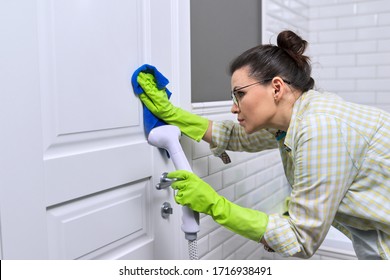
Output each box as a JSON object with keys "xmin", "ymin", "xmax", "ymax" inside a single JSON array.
[{"xmin": 231, "ymin": 103, "xmax": 239, "ymax": 114}]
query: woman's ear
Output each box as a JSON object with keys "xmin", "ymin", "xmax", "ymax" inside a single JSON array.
[
  {"xmin": 272, "ymin": 77, "xmax": 284, "ymax": 98},
  {"xmin": 272, "ymin": 77, "xmax": 284, "ymax": 92}
]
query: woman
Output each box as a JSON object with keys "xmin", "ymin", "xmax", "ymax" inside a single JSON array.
[{"xmin": 136, "ymin": 30, "xmax": 390, "ymax": 259}]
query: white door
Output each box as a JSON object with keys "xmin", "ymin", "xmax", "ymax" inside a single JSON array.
[{"xmin": 0, "ymin": 0, "xmax": 191, "ymax": 259}]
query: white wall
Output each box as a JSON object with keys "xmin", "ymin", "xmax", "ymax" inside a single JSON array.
[
  {"xmin": 188, "ymin": 0, "xmax": 390, "ymax": 260},
  {"xmin": 262, "ymin": 0, "xmax": 390, "ymax": 113},
  {"xmin": 308, "ymin": 0, "xmax": 390, "ymax": 112},
  {"xmin": 262, "ymin": 0, "xmax": 310, "ymax": 43}
]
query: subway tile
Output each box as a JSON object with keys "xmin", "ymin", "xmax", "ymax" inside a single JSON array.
[
  {"xmin": 219, "ymin": 184, "xmax": 235, "ymax": 202},
  {"xmin": 337, "ymin": 66, "xmax": 376, "ymax": 78},
  {"xmin": 261, "ymin": 177, "xmax": 287, "ymax": 199},
  {"xmin": 309, "ymin": 42, "xmax": 337, "ymax": 55},
  {"xmin": 198, "ymin": 215, "xmax": 219, "ymax": 239},
  {"xmin": 192, "ymin": 157, "xmax": 208, "ymax": 178},
  {"xmin": 245, "ymin": 153, "xmax": 268, "ymax": 176},
  {"xmin": 266, "ymin": 0, "xmax": 283, "ymax": 13},
  {"xmin": 201, "ymin": 245, "xmax": 223, "ymax": 260},
  {"xmin": 307, "ymin": 32, "xmax": 319, "ymax": 45},
  {"xmin": 283, "ymin": 9, "xmax": 310, "ymax": 24},
  {"xmin": 337, "ymin": 14, "xmax": 377, "ymax": 29},
  {"xmin": 378, "ymin": 12, "xmax": 390, "ymax": 25},
  {"xmin": 357, "ymin": 52, "xmax": 390, "ymax": 66},
  {"xmin": 316, "ymin": 54, "xmax": 356, "ymax": 66},
  {"xmin": 377, "ymin": 66, "xmax": 390, "ymax": 77},
  {"xmin": 222, "ymin": 234, "xmax": 247, "ymax": 259},
  {"xmin": 312, "ymin": 67, "xmax": 337, "ymax": 80},
  {"xmin": 255, "ymin": 195, "xmax": 277, "ymax": 213},
  {"xmin": 233, "ymin": 240, "xmax": 261, "ymax": 260},
  {"xmin": 378, "ymin": 39, "xmax": 390, "ymax": 51},
  {"xmin": 208, "ymin": 154, "xmax": 230, "ymax": 174},
  {"xmin": 317, "ymin": 29, "xmax": 357, "ymax": 43},
  {"xmin": 255, "ymin": 168, "xmax": 277, "ymax": 187},
  {"xmin": 356, "ymin": 79, "xmax": 390, "ymax": 91},
  {"xmin": 271, "ymin": 181, "xmax": 293, "ymax": 204},
  {"xmin": 317, "ymin": 3, "xmax": 357, "ymax": 18},
  {"xmin": 377, "ymin": 92, "xmax": 390, "ymax": 103},
  {"xmin": 308, "ymin": 6, "xmax": 321, "ymax": 19},
  {"xmin": 358, "ymin": 26, "xmax": 390, "ymax": 40},
  {"xmin": 225, "ymin": 253, "xmax": 235, "ymax": 260},
  {"xmin": 272, "ymin": 163, "xmax": 285, "ymax": 178},
  {"xmin": 202, "ymin": 172, "xmax": 223, "ymax": 191},
  {"xmin": 310, "ymin": 18, "xmax": 338, "ymax": 31},
  {"xmin": 290, "ymin": 0, "xmax": 310, "ymax": 10},
  {"xmin": 235, "ymin": 175, "xmax": 257, "ymax": 199},
  {"xmin": 227, "ymin": 150, "xmax": 258, "ymax": 166},
  {"xmin": 192, "ymin": 140, "xmax": 211, "ymax": 160},
  {"xmin": 315, "ymin": 79, "xmax": 356, "ymax": 92},
  {"xmin": 261, "ymin": 150, "xmax": 283, "ymax": 166},
  {"xmin": 338, "ymin": 0, "xmax": 372, "ymax": 3},
  {"xmin": 337, "ymin": 92, "xmax": 376, "ymax": 105},
  {"xmin": 337, "ymin": 40, "xmax": 377, "ymax": 54},
  {"xmin": 236, "ymin": 180, "xmax": 278, "ymax": 208},
  {"xmin": 209, "ymin": 227, "xmax": 234, "ymax": 251},
  {"xmin": 197, "ymin": 235, "xmax": 210, "ymax": 258},
  {"xmin": 376, "ymin": 105, "xmax": 390, "ymax": 113},
  {"xmin": 356, "ymin": 0, "xmax": 390, "ymax": 14},
  {"xmin": 306, "ymin": 0, "xmax": 338, "ymax": 6},
  {"xmin": 222, "ymin": 162, "xmax": 246, "ymax": 186}
]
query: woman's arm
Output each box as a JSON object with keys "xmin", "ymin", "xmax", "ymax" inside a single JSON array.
[{"xmin": 202, "ymin": 120, "xmax": 213, "ymax": 144}]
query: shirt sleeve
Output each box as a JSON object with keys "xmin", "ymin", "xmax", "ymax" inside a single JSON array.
[
  {"xmin": 210, "ymin": 120, "xmax": 278, "ymax": 157},
  {"xmin": 264, "ymin": 114, "xmax": 359, "ymax": 258}
]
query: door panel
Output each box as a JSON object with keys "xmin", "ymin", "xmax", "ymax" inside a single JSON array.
[
  {"xmin": 36, "ymin": 0, "xmax": 153, "ymax": 259},
  {"xmin": 38, "ymin": 0, "xmax": 140, "ymax": 135},
  {"xmin": 0, "ymin": 0, "xmax": 191, "ymax": 259},
  {"xmin": 44, "ymin": 143, "xmax": 151, "ymax": 206},
  {"xmin": 47, "ymin": 180, "xmax": 149, "ymax": 259}
]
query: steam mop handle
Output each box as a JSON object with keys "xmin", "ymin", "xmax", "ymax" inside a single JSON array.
[
  {"xmin": 170, "ymin": 144, "xmax": 200, "ymax": 239},
  {"xmin": 181, "ymin": 206, "xmax": 200, "ymax": 241}
]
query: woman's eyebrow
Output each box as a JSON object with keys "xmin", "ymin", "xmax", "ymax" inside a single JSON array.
[{"xmin": 233, "ymin": 85, "xmax": 244, "ymax": 91}]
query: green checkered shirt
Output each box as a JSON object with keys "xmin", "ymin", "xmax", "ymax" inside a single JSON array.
[{"xmin": 210, "ymin": 90, "xmax": 390, "ymax": 259}]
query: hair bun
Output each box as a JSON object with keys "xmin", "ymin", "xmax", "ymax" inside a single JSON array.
[
  {"xmin": 277, "ymin": 30, "xmax": 309, "ymax": 69},
  {"xmin": 229, "ymin": 29, "xmax": 315, "ymax": 92}
]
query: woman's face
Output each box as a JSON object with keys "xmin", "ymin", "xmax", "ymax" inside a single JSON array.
[{"xmin": 231, "ymin": 66, "xmax": 276, "ymax": 134}]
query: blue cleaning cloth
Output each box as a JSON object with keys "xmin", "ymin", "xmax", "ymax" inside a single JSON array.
[{"xmin": 131, "ymin": 64, "xmax": 172, "ymax": 136}]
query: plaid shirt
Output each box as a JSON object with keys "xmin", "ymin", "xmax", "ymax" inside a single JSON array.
[{"xmin": 210, "ymin": 90, "xmax": 390, "ymax": 259}]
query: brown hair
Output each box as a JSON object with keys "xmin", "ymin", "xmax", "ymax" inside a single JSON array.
[{"xmin": 229, "ymin": 30, "xmax": 314, "ymax": 92}]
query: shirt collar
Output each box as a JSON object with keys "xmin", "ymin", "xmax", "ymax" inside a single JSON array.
[{"xmin": 283, "ymin": 90, "xmax": 312, "ymax": 151}]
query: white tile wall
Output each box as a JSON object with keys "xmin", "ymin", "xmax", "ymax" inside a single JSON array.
[
  {"xmin": 189, "ymin": 0, "xmax": 379, "ymax": 260},
  {"xmin": 308, "ymin": 0, "xmax": 390, "ymax": 112},
  {"xmin": 262, "ymin": 0, "xmax": 310, "ymax": 44}
]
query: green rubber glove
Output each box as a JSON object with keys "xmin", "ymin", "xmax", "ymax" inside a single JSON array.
[
  {"xmin": 137, "ymin": 72, "xmax": 209, "ymax": 142},
  {"xmin": 168, "ymin": 170, "xmax": 269, "ymax": 242}
]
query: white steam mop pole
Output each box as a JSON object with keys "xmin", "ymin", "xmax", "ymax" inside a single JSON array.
[{"xmin": 148, "ymin": 125, "xmax": 200, "ymax": 241}]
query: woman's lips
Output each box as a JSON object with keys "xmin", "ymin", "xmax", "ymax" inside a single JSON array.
[{"xmin": 238, "ymin": 118, "xmax": 244, "ymax": 125}]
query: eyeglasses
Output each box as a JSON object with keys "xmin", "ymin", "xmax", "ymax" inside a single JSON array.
[{"xmin": 231, "ymin": 78, "xmax": 291, "ymax": 107}]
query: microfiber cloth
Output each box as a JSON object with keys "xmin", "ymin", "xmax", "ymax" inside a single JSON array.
[{"xmin": 131, "ymin": 64, "xmax": 172, "ymax": 136}]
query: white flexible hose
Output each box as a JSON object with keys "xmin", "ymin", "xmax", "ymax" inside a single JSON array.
[{"xmin": 188, "ymin": 240, "xmax": 199, "ymax": 260}]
